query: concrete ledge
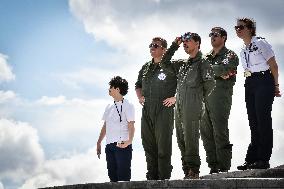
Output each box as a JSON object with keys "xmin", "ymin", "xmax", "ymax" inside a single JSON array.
[
  {"xmin": 201, "ymin": 168, "xmax": 284, "ymax": 179},
  {"xmin": 40, "ymin": 165, "xmax": 284, "ymax": 189},
  {"xmin": 40, "ymin": 178, "xmax": 284, "ymax": 189}
]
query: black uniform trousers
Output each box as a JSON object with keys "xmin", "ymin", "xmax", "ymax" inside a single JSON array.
[
  {"xmin": 244, "ymin": 70, "xmax": 274, "ymax": 163},
  {"xmin": 105, "ymin": 143, "xmax": 132, "ymax": 182}
]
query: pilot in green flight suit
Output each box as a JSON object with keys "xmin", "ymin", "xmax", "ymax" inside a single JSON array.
[
  {"xmin": 160, "ymin": 32, "xmax": 215, "ymax": 179},
  {"xmin": 200, "ymin": 27, "xmax": 239, "ymax": 174},
  {"xmin": 135, "ymin": 37, "xmax": 177, "ymax": 180}
]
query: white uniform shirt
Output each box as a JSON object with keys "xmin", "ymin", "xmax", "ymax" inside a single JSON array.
[
  {"xmin": 102, "ymin": 99, "xmax": 135, "ymax": 144},
  {"xmin": 240, "ymin": 36, "xmax": 275, "ymax": 73}
]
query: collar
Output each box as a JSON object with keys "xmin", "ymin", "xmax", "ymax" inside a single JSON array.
[
  {"xmin": 207, "ymin": 46, "xmax": 227, "ymax": 58},
  {"xmin": 149, "ymin": 58, "xmax": 161, "ymax": 69},
  {"xmin": 251, "ymin": 36, "xmax": 258, "ymax": 43},
  {"xmin": 242, "ymin": 36, "xmax": 257, "ymax": 50},
  {"xmin": 188, "ymin": 51, "xmax": 202, "ymax": 63}
]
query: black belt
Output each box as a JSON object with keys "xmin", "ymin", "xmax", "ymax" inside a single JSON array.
[{"xmin": 251, "ymin": 70, "xmax": 271, "ymax": 76}]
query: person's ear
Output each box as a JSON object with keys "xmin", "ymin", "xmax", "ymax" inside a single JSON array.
[
  {"xmin": 115, "ymin": 87, "xmax": 120, "ymax": 93},
  {"xmin": 195, "ymin": 41, "xmax": 200, "ymax": 48}
]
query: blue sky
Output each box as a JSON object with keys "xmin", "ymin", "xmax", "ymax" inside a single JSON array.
[
  {"xmin": 0, "ymin": 0, "xmax": 284, "ymax": 189},
  {"xmin": 0, "ymin": 0, "xmax": 112, "ymax": 100}
]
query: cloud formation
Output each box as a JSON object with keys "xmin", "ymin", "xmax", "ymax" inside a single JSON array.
[
  {"xmin": 0, "ymin": 54, "xmax": 15, "ymax": 83},
  {"xmin": 0, "ymin": 91, "xmax": 16, "ymax": 104},
  {"xmin": 69, "ymin": 0, "xmax": 284, "ymax": 54},
  {"xmin": 0, "ymin": 53, "xmax": 15, "ymax": 83},
  {"xmin": 18, "ymin": 148, "xmax": 107, "ymax": 189},
  {"xmin": 0, "ymin": 119, "xmax": 44, "ymax": 184}
]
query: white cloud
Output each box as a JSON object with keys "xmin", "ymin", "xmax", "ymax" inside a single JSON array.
[
  {"xmin": 19, "ymin": 148, "xmax": 107, "ymax": 189},
  {"xmin": 34, "ymin": 97, "xmax": 109, "ymax": 137},
  {"xmin": 36, "ymin": 96, "xmax": 67, "ymax": 106},
  {"xmin": 0, "ymin": 54, "xmax": 15, "ymax": 83},
  {"xmin": 69, "ymin": 0, "xmax": 202, "ymax": 55},
  {"xmin": 59, "ymin": 68, "xmax": 114, "ymax": 90},
  {"xmin": 0, "ymin": 182, "xmax": 3, "ymax": 189},
  {"xmin": 0, "ymin": 90, "xmax": 20, "ymax": 119},
  {"xmin": 0, "ymin": 119, "xmax": 44, "ymax": 184},
  {"xmin": 0, "ymin": 91, "xmax": 16, "ymax": 104}
]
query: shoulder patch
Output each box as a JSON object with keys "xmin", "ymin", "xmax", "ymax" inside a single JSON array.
[{"xmin": 227, "ymin": 50, "xmax": 237, "ymax": 58}]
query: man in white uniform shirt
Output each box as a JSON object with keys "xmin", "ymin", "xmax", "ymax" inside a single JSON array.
[
  {"xmin": 97, "ymin": 76, "xmax": 135, "ymax": 182},
  {"xmin": 235, "ymin": 17, "xmax": 281, "ymax": 170}
]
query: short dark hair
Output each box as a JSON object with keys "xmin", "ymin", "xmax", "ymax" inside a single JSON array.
[
  {"xmin": 152, "ymin": 37, "xmax": 167, "ymax": 48},
  {"xmin": 109, "ymin": 76, "xmax": 129, "ymax": 96},
  {"xmin": 190, "ymin": 33, "xmax": 201, "ymax": 49},
  {"xmin": 237, "ymin": 17, "xmax": 256, "ymax": 36},
  {"xmin": 211, "ymin": 27, "xmax": 227, "ymax": 43}
]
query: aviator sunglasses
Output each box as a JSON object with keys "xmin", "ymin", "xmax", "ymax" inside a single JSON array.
[
  {"xmin": 234, "ymin": 25, "xmax": 245, "ymax": 30},
  {"xmin": 181, "ymin": 32, "xmax": 192, "ymax": 42},
  {"xmin": 149, "ymin": 43, "xmax": 163, "ymax": 48},
  {"xmin": 209, "ymin": 32, "xmax": 221, "ymax": 38}
]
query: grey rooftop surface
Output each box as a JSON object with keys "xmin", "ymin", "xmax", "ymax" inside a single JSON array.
[{"xmin": 39, "ymin": 165, "xmax": 284, "ymax": 189}]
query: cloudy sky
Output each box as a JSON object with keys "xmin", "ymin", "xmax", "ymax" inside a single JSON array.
[{"xmin": 0, "ymin": 0, "xmax": 283, "ymax": 188}]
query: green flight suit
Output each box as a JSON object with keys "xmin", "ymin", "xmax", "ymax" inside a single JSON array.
[
  {"xmin": 200, "ymin": 46, "xmax": 239, "ymax": 171},
  {"xmin": 160, "ymin": 42, "xmax": 215, "ymax": 174},
  {"xmin": 135, "ymin": 52, "xmax": 177, "ymax": 180}
]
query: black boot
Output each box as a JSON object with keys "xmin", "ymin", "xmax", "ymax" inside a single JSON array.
[
  {"xmin": 237, "ymin": 162, "xmax": 253, "ymax": 170},
  {"xmin": 248, "ymin": 160, "xmax": 270, "ymax": 169},
  {"xmin": 209, "ymin": 167, "xmax": 219, "ymax": 174}
]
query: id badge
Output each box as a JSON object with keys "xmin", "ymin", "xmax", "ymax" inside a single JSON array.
[{"xmin": 244, "ymin": 70, "xmax": 252, "ymax": 77}]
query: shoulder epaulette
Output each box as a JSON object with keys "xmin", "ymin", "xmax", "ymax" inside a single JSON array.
[
  {"xmin": 256, "ymin": 36, "xmax": 265, "ymax": 39},
  {"xmin": 142, "ymin": 61, "xmax": 152, "ymax": 77}
]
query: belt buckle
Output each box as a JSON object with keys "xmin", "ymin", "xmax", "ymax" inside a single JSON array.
[{"xmin": 244, "ymin": 70, "xmax": 252, "ymax": 77}]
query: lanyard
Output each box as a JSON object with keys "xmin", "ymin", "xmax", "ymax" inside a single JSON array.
[
  {"xmin": 244, "ymin": 43, "xmax": 252, "ymax": 68},
  {"xmin": 244, "ymin": 51, "xmax": 249, "ymax": 68},
  {"xmin": 114, "ymin": 99, "xmax": 123, "ymax": 122}
]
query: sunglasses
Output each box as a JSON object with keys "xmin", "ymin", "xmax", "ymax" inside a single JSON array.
[
  {"xmin": 234, "ymin": 25, "xmax": 245, "ymax": 30},
  {"xmin": 209, "ymin": 32, "xmax": 221, "ymax": 38},
  {"xmin": 149, "ymin": 43, "xmax": 163, "ymax": 49},
  {"xmin": 181, "ymin": 32, "xmax": 192, "ymax": 42}
]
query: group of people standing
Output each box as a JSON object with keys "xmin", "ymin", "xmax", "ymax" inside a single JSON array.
[{"xmin": 96, "ymin": 17, "xmax": 281, "ymax": 182}]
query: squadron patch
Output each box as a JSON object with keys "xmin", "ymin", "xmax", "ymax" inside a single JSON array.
[{"xmin": 158, "ymin": 73, "xmax": 166, "ymax": 80}]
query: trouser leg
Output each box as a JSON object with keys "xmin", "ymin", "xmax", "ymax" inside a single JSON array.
[
  {"xmin": 245, "ymin": 83, "xmax": 258, "ymax": 163},
  {"xmin": 210, "ymin": 88, "xmax": 233, "ymax": 170},
  {"xmin": 105, "ymin": 144, "xmax": 118, "ymax": 182},
  {"xmin": 116, "ymin": 145, "xmax": 132, "ymax": 181},
  {"xmin": 182, "ymin": 92, "xmax": 202, "ymax": 173},
  {"xmin": 254, "ymin": 77, "xmax": 274, "ymax": 161},
  {"xmin": 183, "ymin": 119, "xmax": 200, "ymax": 173},
  {"xmin": 200, "ymin": 106, "xmax": 217, "ymax": 170},
  {"xmin": 175, "ymin": 105, "xmax": 187, "ymax": 175},
  {"xmin": 141, "ymin": 106, "xmax": 158, "ymax": 180},
  {"xmin": 155, "ymin": 105, "xmax": 174, "ymax": 179}
]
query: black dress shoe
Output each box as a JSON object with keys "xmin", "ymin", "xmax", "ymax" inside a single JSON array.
[
  {"xmin": 237, "ymin": 162, "xmax": 253, "ymax": 170},
  {"xmin": 248, "ymin": 160, "xmax": 270, "ymax": 169}
]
